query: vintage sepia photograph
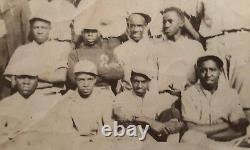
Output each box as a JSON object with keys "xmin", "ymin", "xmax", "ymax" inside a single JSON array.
[{"xmin": 0, "ymin": 0, "xmax": 250, "ymax": 149}]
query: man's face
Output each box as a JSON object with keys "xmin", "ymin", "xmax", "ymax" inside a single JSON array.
[
  {"xmin": 162, "ymin": 11, "xmax": 183, "ymax": 38},
  {"xmin": 75, "ymin": 73, "xmax": 96, "ymax": 97},
  {"xmin": 16, "ymin": 75, "xmax": 38, "ymax": 98},
  {"xmin": 82, "ymin": 29, "xmax": 99, "ymax": 46},
  {"xmin": 127, "ymin": 14, "xmax": 147, "ymax": 42},
  {"xmin": 199, "ymin": 60, "xmax": 221, "ymax": 90},
  {"xmin": 32, "ymin": 20, "xmax": 51, "ymax": 44},
  {"xmin": 131, "ymin": 75, "xmax": 150, "ymax": 97}
]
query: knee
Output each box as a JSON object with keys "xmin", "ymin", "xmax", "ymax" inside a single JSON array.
[{"xmin": 180, "ymin": 130, "xmax": 207, "ymax": 144}]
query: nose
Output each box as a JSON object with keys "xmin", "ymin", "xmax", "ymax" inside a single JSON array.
[
  {"xmin": 205, "ymin": 70, "xmax": 213, "ymax": 78},
  {"xmin": 138, "ymin": 82, "xmax": 143, "ymax": 88},
  {"xmin": 37, "ymin": 28, "xmax": 44, "ymax": 34},
  {"xmin": 164, "ymin": 21, "xmax": 171, "ymax": 28},
  {"xmin": 23, "ymin": 77, "xmax": 30, "ymax": 84},
  {"xmin": 82, "ymin": 81, "xmax": 90, "ymax": 87},
  {"xmin": 133, "ymin": 26, "xmax": 142, "ymax": 32}
]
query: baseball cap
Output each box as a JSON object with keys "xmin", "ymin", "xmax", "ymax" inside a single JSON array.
[{"xmin": 73, "ymin": 60, "xmax": 98, "ymax": 76}]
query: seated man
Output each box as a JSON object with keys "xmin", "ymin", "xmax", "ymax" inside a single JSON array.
[
  {"xmin": 113, "ymin": 64, "xmax": 184, "ymax": 142},
  {"xmin": 181, "ymin": 52, "xmax": 248, "ymax": 144},
  {"xmin": 0, "ymin": 61, "xmax": 60, "ymax": 144},
  {"xmin": 42, "ymin": 60, "xmax": 114, "ymax": 140}
]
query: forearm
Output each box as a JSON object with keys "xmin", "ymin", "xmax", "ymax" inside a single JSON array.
[
  {"xmin": 209, "ymin": 128, "xmax": 245, "ymax": 141},
  {"xmin": 184, "ymin": 17, "xmax": 200, "ymax": 40},
  {"xmin": 164, "ymin": 120, "xmax": 185, "ymax": 134},
  {"xmin": 187, "ymin": 122, "xmax": 230, "ymax": 136}
]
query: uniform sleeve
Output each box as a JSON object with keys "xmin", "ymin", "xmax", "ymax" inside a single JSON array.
[
  {"xmin": 181, "ymin": 89, "xmax": 200, "ymax": 123},
  {"xmin": 57, "ymin": 43, "xmax": 71, "ymax": 69},
  {"xmin": 101, "ymin": 94, "xmax": 115, "ymax": 127},
  {"xmin": 4, "ymin": 47, "xmax": 23, "ymax": 77},
  {"xmin": 229, "ymin": 91, "xmax": 246, "ymax": 123}
]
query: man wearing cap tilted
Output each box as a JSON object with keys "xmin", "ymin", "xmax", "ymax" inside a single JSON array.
[
  {"xmin": 0, "ymin": 60, "xmax": 60, "ymax": 144},
  {"xmin": 181, "ymin": 52, "xmax": 248, "ymax": 144},
  {"xmin": 68, "ymin": 21, "xmax": 123, "ymax": 93},
  {"xmin": 4, "ymin": 10, "xmax": 71, "ymax": 95},
  {"xmin": 113, "ymin": 64, "xmax": 184, "ymax": 142}
]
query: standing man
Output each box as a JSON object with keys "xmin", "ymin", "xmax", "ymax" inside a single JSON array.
[
  {"xmin": 181, "ymin": 53, "xmax": 248, "ymax": 144},
  {"xmin": 0, "ymin": 0, "xmax": 31, "ymax": 99},
  {"xmin": 113, "ymin": 64, "xmax": 184, "ymax": 142},
  {"xmin": 0, "ymin": 0, "xmax": 30, "ymax": 57},
  {"xmin": 4, "ymin": 11, "xmax": 71, "ymax": 95},
  {"xmin": 114, "ymin": 12, "xmax": 158, "ymax": 92},
  {"xmin": 156, "ymin": 7, "xmax": 204, "ymax": 94}
]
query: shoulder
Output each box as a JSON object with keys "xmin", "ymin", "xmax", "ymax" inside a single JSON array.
[
  {"xmin": 113, "ymin": 42, "xmax": 128, "ymax": 56},
  {"xmin": 185, "ymin": 38, "xmax": 203, "ymax": 49},
  {"xmin": 115, "ymin": 91, "xmax": 132, "ymax": 103},
  {"xmin": 15, "ymin": 43, "xmax": 35, "ymax": 52},
  {"xmin": 0, "ymin": 93, "xmax": 21, "ymax": 107},
  {"xmin": 102, "ymin": 37, "xmax": 122, "ymax": 50},
  {"xmin": 182, "ymin": 84, "xmax": 201, "ymax": 100}
]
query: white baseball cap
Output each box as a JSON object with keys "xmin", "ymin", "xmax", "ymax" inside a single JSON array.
[{"xmin": 73, "ymin": 60, "xmax": 98, "ymax": 75}]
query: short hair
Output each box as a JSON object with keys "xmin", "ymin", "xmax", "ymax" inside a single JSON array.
[
  {"xmin": 197, "ymin": 55, "xmax": 224, "ymax": 69},
  {"xmin": 161, "ymin": 7, "xmax": 185, "ymax": 22}
]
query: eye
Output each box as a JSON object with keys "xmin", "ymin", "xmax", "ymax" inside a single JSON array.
[{"xmin": 167, "ymin": 19, "xmax": 173, "ymax": 23}]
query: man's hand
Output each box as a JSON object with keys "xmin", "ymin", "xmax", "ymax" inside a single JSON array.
[
  {"xmin": 150, "ymin": 121, "xmax": 167, "ymax": 133},
  {"xmin": 164, "ymin": 119, "xmax": 183, "ymax": 134},
  {"xmin": 134, "ymin": 115, "xmax": 166, "ymax": 133}
]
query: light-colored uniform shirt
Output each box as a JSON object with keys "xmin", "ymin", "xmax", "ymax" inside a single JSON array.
[
  {"xmin": 114, "ymin": 90, "xmax": 177, "ymax": 122},
  {"xmin": 4, "ymin": 40, "xmax": 70, "ymax": 92},
  {"xmin": 156, "ymin": 36, "xmax": 204, "ymax": 91},
  {"xmin": 46, "ymin": 88, "xmax": 114, "ymax": 136},
  {"xmin": 113, "ymin": 90, "xmax": 179, "ymax": 142},
  {"xmin": 182, "ymin": 80, "xmax": 245, "ymax": 125},
  {"xmin": 197, "ymin": 0, "xmax": 250, "ymax": 37},
  {"xmin": 114, "ymin": 38, "xmax": 158, "ymax": 84},
  {"xmin": 0, "ymin": 92, "xmax": 60, "ymax": 143}
]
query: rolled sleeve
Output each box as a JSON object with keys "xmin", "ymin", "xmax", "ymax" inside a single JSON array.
[{"xmin": 181, "ymin": 91, "xmax": 200, "ymax": 123}]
